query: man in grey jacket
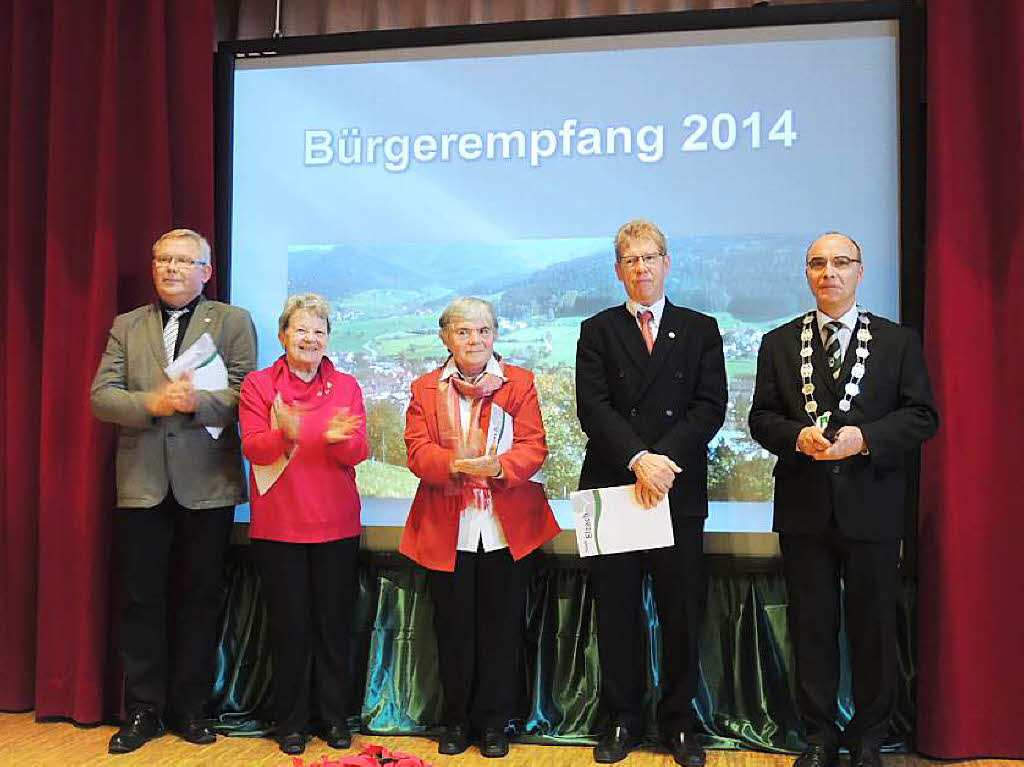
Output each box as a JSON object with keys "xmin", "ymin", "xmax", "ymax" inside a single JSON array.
[{"xmin": 91, "ymin": 228, "xmax": 257, "ymax": 754}]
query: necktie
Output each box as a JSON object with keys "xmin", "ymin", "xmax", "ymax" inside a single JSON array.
[
  {"xmin": 163, "ymin": 309, "xmax": 188, "ymax": 365},
  {"xmin": 824, "ymin": 320, "xmax": 843, "ymax": 379},
  {"xmin": 638, "ymin": 310, "xmax": 655, "ymax": 354}
]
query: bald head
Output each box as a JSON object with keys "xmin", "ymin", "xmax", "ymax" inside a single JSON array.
[
  {"xmin": 804, "ymin": 232, "xmax": 864, "ymax": 318},
  {"xmin": 806, "ymin": 232, "xmax": 861, "ymax": 262}
]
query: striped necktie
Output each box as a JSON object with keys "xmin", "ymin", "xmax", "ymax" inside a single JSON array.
[
  {"xmin": 163, "ymin": 309, "xmax": 188, "ymax": 365},
  {"xmin": 824, "ymin": 320, "xmax": 844, "ymax": 379}
]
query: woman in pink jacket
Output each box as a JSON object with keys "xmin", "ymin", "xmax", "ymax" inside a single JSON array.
[{"xmin": 239, "ymin": 293, "xmax": 368, "ymax": 756}]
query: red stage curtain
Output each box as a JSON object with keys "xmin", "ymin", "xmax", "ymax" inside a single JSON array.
[
  {"xmin": 0, "ymin": 0, "xmax": 216, "ymax": 721},
  {"xmin": 918, "ymin": 0, "xmax": 1024, "ymax": 759},
  {"xmin": 2, "ymin": 2, "xmax": 1022, "ymax": 755}
]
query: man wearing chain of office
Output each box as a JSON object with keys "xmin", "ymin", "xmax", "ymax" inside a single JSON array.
[{"xmin": 748, "ymin": 232, "xmax": 937, "ymax": 767}]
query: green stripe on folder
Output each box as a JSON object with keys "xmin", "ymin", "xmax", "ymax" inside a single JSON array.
[
  {"xmin": 591, "ymin": 489, "xmax": 602, "ymax": 555},
  {"xmin": 195, "ymin": 350, "xmax": 218, "ymax": 370}
]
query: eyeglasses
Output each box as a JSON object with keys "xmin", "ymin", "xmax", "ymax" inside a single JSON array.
[
  {"xmin": 450, "ymin": 326, "xmax": 493, "ymax": 339},
  {"xmin": 154, "ymin": 255, "xmax": 209, "ymax": 270},
  {"xmin": 805, "ymin": 256, "xmax": 861, "ymax": 271},
  {"xmin": 618, "ymin": 253, "xmax": 664, "ymax": 269}
]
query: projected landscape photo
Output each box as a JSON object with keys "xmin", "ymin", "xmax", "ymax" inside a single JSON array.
[{"xmin": 287, "ymin": 235, "xmax": 808, "ymax": 503}]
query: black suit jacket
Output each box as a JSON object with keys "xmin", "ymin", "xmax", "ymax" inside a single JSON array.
[
  {"xmin": 576, "ymin": 299, "xmax": 727, "ymax": 519},
  {"xmin": 748, "ymin": 312, "xmax": 938, "ymax": 540}
]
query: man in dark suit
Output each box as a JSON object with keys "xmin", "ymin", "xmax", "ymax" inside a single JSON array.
[
  {"xmin": 576, "ymin": 219, "xmax": 727, "ymax": 765},
  {"xmin": 749, "ymin": 232, "xmax": 938, "ymax": 767},
  {"xmin": 91, "ymin": 229, "xmax": 257, "ymax": 754}
]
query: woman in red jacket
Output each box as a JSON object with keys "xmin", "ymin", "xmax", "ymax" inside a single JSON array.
[
  {"xmin": 239, "ymin": 293, "xmax": 368, "ymax": 756},
  {"xmin": 400, "ymin": 297, "xmax": 560, "ymax": 759}
]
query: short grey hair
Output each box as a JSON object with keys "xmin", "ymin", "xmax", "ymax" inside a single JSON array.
[
  {"xmin": 615, "ymin": 219, "xmax": 667, "ymax": 260},
  {"xmin": 806, "ymin": 231, "xmax": 862, "ymax": 261},
  {"xmin": 152, "ymin": 228, "xmax": 211, "ymax": 264},
  {"xmin": 279, "ymin": 293, "xmax": 332, "ymax": 335},
  {"xmin": 438, "ymin": 297, "xmax": 497, "ymax": 331}
]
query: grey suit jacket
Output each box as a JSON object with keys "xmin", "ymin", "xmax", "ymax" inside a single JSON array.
[{"xmin": 90, "ymin": 296, "xmax": 258, "ymax": 509}]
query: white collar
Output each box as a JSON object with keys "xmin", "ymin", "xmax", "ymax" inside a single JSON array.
[
  {"xmin": 816, "ymin": 304, "xmax": 859, "ymax": 334},
  {"xmin": 440, "ymin": 354, "xmax": 505, "ymax": 383},
  {"xmin": 625, "ymin": 295, "xmax": 667, "ymax": 325}
]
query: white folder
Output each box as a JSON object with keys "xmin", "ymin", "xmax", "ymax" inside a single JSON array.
[{"xmin": 571, "ymin": 484, "xmax": 674, "ymax": 557}]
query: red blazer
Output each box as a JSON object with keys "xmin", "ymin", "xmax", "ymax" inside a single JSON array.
[{"xmin": 399, "ymin": 363, "xmax": 560, "ymax": 572}]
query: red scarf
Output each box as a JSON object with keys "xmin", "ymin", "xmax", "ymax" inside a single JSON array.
[
  {"xmin": 270, "ymin": 354, "xmax": 336, "ymax": 409},
  {"xmin": 436, "ymin": 358, "xmax": 505, "ymax": 510}
]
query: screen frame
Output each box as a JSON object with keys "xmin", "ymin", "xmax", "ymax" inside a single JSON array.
[{"xmin": 214, "ymin": 0, "xmax": 925, "ymax": 559}]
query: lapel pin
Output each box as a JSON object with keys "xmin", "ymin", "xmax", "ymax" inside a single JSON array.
[{"xmin": 668, "ymin": 331, "xmax": 676, "ymax": 339}]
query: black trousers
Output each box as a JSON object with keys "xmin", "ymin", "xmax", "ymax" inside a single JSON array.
[
  {"xmin": 780, "ymin": 526, "xmax": 901, "ymax": 751},
  {"xmin": 590, "ymin": 517, "xmax": 706, "ymax": 737},
  {"xmin": 251, "ymin": 536, "xmax": 360, "ymax": 734},
  {"xmin": 113, "ymin": 496, "xmax": 234, "ymax": 721},
  {"xmin": 425, "ymin": 546, "xmax": 535, "ymax": 731}
]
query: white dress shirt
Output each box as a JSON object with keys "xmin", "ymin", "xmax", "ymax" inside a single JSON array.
[
  {"xmin": 439, "ymin": 356, "xmax": 510, "ymax": 553},
  {"xmin": 625, "ymin": 294, "xmax": 666, "ymax": 344}
]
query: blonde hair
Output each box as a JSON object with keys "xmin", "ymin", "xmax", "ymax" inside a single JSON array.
[
  {"xmin": 614, "ymin": 219, "xmax": 667, "ymax": 260},
  {"xmin": 279, "ymin": 293, "xmax": 332, "ymax": 335}
]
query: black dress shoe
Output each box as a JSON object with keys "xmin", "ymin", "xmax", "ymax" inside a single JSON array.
[
  {"xmin": 794, "ymin": 743, "xmax": 840, "ymax": 767},
  {"xmin": 108, "ymin": 708, "xmax": 166, "ymax": 754},
  {"xmin": 594, "ymin": 725, "xmax": 638, "ymax": 764},
  {"xmin": 666, "ymin": 731, "xmax": 706, "ymax": 767},
  {"xmin": 277, "ymin": 731, "xmax": 307, "ymax": 755},
  {"xmin": 321, "ymin": 723, "xmax": 353, "ymax": 749},
  {"xmin": 180, "ymin": 719, "xmax": 217, "ymax": 745},
  {"xmin": 852, "ymin": 746, "xmax": 883, "ymax": 767},
  {"xmin": 438, "ymin": 723, "xmax": 470, "ymax": 755},
  {"xmin": 481, "ymin": 728, "xmax": 510, "ymax": 758}
]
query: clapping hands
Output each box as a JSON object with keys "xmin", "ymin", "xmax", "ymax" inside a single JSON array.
[{"xmin": 324, "ymin": 406, "xmax": 362, "ymax": 443}]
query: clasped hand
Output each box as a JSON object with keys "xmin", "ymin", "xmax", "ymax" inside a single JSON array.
[
  {"xmin": 633, "ymin": 452, "xmax": 681, "ymax": 509},
  {"xmin": 796, "ymin": 425, "xmax": 864, "ymax": 461},
  {"xmin": 452, "ymin": 454, "xmax": 502, "ymax": 479},
  {"xmin": 146, "ymin": 373, "xmax": 197, "ymax": 416}
]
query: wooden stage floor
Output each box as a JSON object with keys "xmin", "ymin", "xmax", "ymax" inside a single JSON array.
[{"xmin": 0, "ymin": 713, "xmax": 1019, "ymax": 767}]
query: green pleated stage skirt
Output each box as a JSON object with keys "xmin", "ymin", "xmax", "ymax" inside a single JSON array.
[{"xmin": 209, "ymin": 548, "xmax": 915, "ymax": 752}]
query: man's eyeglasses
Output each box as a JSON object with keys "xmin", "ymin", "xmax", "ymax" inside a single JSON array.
[
  {"xmin": 153, "ymin": 255, "xmax": 208, "ymax": 270},
  {"xmin": 618, "ymin": 253, "xmax": 664, "ymax": 269},
  {"xmin": 805, "ymin": 256, "xmax": 861, "ymax": 272}
]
